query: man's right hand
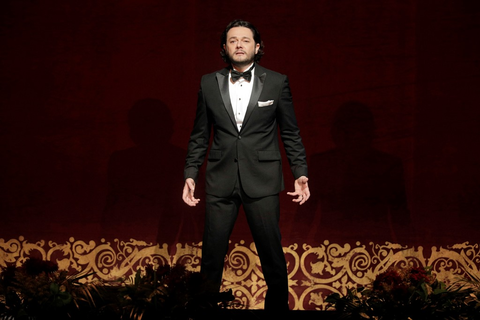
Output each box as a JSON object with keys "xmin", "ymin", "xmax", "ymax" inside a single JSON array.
[{"xmin": 182, "ymin": 178, "xmax": 200, "ymax": 206}]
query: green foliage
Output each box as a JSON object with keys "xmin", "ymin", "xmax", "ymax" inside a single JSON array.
[
  {"xmin": 326, "ymin": 266, "xmax": 480, "ymax": 320},
  {"xmin": 0, "ymin": 257, "xmax": 98, "ymax": 319},
  {"xmin": 113, "ymin": 263, "xmax": 235, "ymax": 320},
  {"xmin": 0, "ymin": 257, "xmax": 235, "ymax": 320}
]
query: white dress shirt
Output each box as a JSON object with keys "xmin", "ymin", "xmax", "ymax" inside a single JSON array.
[{"xmin": 228, "ymin": 64, "xmax": 255, "ymax": 132}]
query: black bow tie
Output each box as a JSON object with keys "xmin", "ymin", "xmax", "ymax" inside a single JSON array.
[{"xmin": 231, "ymin": 66, "xmax": 254, "ymax": 83}]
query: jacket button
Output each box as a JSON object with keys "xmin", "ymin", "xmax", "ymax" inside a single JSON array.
[{"xmin": 238, "ymin": 135, "xmax": 241, "ymax": 139}]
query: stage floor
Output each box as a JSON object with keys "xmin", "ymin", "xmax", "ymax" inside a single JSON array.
[{"xmin": 193, "ymin": 310, "xmax": 339, "ymax": 320}]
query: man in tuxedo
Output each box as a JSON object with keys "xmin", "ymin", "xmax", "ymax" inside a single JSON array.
[{"xmin": 182, "ymin": 19, "xmax": 309, "ymax": 311}]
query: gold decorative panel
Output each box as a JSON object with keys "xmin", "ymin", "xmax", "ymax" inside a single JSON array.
[{"xmin": 1, "ymin": 237, "xmax": 478, "ymax": 310}]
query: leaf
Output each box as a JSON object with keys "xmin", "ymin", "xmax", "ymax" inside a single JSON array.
[
  {"xmin": 134, "ymin": 269, "xmax": 142, "ymax": 286},
  {"xmin": 433, "ymin": 281, "xmax": 447, "ymax": 295},
  {"xmin": 50, "ymin": 282, "xmax": 59, "ymax": 294},
  {"xmin": 325, "ymin": 292, "xmax": 341, "ymax": 303}
]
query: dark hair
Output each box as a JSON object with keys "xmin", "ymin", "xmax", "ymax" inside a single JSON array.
[{"xmin": 220, "ymin": 19, "xmax": 265, "ymax": 64}]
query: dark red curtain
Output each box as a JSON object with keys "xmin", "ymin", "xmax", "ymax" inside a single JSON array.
[{"xmin": 1, "ymin": 0, "xmax": 479, "ymax": 249}]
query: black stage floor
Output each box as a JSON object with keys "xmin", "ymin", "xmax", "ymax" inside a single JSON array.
[{"xmin": 194, "ymin": 310, "xmax": 339, "ymax": 320}]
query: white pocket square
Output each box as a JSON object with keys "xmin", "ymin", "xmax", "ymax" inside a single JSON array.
[{"xmin": 258, "ymin": 100, "xmax": 274, "ymax": 107}]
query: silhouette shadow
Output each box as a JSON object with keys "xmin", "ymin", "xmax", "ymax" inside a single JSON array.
[
  {"xmin": 293, "ymin": 101, "xmax": 412, "ymax": 245},
  {"xmin": 103, "ymin": 98, "xmax": 203, "ymax": 248}
]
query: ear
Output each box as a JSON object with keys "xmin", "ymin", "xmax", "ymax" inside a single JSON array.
[{"xmin": 255, "ymin": 43, "xmax": 260, "ymax": 54}]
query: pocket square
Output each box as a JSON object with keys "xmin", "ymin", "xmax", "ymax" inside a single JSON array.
[{"xmin": 258, "ymin": 100, "xmax": 274, "ymax": 107}]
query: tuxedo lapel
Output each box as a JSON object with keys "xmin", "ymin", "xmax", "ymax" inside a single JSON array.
[
  {"xmin": 216, "ymin": 70, "xmax": 236, "ymax": 128},
  {"xmin": 242, "ymin": 68, "xmax": 266, "ymax": 130}
]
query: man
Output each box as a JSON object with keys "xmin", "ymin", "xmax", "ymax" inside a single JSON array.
[{"xmin": 182, "ymin": 19, "xmax": 309, "ymax": 311}]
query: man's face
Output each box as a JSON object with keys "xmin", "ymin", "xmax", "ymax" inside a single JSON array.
[{"xmin": 224, "ymin": 26, "xmax": 260, "ymax": 70}]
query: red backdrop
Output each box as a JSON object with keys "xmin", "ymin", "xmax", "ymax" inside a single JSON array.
[{"xmin": 1, "ymin": 0, "xmax": 480, "ymax": 250}]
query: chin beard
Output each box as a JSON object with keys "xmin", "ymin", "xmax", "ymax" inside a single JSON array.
[{"xmin": 230, "ymin": 56, "xmax": 254, "ymax": 68}]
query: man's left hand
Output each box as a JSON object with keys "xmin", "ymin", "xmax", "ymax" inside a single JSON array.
[{"xmin": 287, "ymin": 176, "xmax": 310, "ymax": 205}]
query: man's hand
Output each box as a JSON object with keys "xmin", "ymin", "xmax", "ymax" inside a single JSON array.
[
  {"xmin": 182, "ymin": 178, "xmax": 200, "ymax": 206},
  {"xmin": 287, "ymin": 176, "xmax": 310, "ymax": 205}
]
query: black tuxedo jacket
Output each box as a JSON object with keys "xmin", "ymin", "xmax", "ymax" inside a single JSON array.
[{"xmin": 184, "ymin": 64, "xmax": 308, "ymax": 199}]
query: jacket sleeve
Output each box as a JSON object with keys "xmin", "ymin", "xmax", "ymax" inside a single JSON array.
[
  {"xmin": 184, "ymin": 83, "xmax": 211, "ymax": 182},
  {"xmin": 276, "ymin": 76, "xmax": 308, "ymax": 179}
]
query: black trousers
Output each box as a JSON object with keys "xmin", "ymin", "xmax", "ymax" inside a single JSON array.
[{"xmin": 201, "ymin": 176, "xmax": 289, "ymax": 311}]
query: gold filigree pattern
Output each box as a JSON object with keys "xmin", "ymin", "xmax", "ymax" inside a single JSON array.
[{"xmin": 0, "ymin": 237, "xmax": 479, "ymax": 310}]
